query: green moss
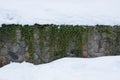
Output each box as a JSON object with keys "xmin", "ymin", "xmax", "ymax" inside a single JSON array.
[
  {"xmin": 21, "ymin": 25, "xmax": 34, "ymax": 61},
  {"xmin": 95, "ymin": 25, "xmax": 113, "ymax": 34},
  {"xmin": 73, "ymin": 25, "xmax": 85, "ymax": 57},
  {"xmin": 57, "ymin": 25, "xmax": 71, "ymax": 57},
  {"xmin": 0, "ymin": 24, "xmax": 120, "ymax": 61},
  {"xmin": 37, "ymin": 25, "xmax": 47, "ymax": 55},
  {"xmin": 48, "ymin": 25, "xmax": 59, "ymax": 59},
  {"xmin": 114, "ymin": 26, "xmax": 120, "ymax": 46},
  {"xmin": 0, "ymin": 24, "xmax": 19, "ymax": 42}
]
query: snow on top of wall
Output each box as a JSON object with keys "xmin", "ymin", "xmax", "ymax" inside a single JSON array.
[
  {"xmin": 0, "ymin": 0, "xmax": 120, "ymax": 25},
  {"xmin": 0, "ymin": 56, "xmax": 120, "ymax": 80}
]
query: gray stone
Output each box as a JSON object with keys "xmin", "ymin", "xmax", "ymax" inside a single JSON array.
[
  {"xmin": 17, "ymin": 41, "xmax": 26, "ymax": 55},
  {"xmin": 17, "ymin": 47, "xmax": 26, "ymax": 55},
  {"xmin": 70, "ymin": 49, "xmax": 81, "ymax": 57},
  {"xmin": 34, "ymin": 53, "xmax": 39, "ymax": 60},
  {"xmin": 88, "ymin": 50, "xmax": 105, "ymax": 57},
  {"xmin": 8, "ymin": 52, "xmax": 19, "ymax": 60},
  {"xmin": 20, "ymin": 41, "xmax": 26, "ymax": 48},
  {"xmin": 16, "ymin": 29, "xmax": 21, "ymax": 42},
  {"xmin": 88, "ymin": 50, "xmax": 98, "ymax": 57},
  {"xmin": 10, "ymin": 43, "xmax": 20, "ymax": 53},
  {"xmin": 0, "ymin": 56, "xmax": 10, "ymax": 67},
  {"xmin": 0, "ymin": 42, "xmax": 4, "ymax": 48},
  {"xmin": 0, "ymin": 47, "xmax": 8, "ymax": 56},
  {"xmin": 99, "ymin": 48, "xmax": 105, "ymax": 53}
]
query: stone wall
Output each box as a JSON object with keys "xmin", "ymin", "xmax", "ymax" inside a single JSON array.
[{"xmin": 0, "ymin": 24, "xmax": 120, "ymax": 67}]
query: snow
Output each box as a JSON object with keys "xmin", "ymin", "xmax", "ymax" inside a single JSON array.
[
  {"xmin": 0, "ymin": 0, "xmax": 120, "ymax": 25},
  {"xmin": 0, "ymin": 56, "xmax": 120, "ymax": 80}
]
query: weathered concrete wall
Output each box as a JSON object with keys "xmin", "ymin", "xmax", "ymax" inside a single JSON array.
[{"xmin": 0, "ymin": 24, "xmax": 120, "ymax": 67}]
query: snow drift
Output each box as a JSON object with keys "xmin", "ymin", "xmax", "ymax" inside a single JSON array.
[
  {"xmin": 0, "ymin": 0, "xmax": 120, "ymax": 25},
  {"xmin": 0, "ymin": 56, "xmax": 120, "ymax": 80}
]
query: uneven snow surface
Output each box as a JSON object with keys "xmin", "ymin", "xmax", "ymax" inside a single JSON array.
[
  {"xmin": 0, "ymin": 0, "xmax": 120, "ymax": 25},
  {"xmin": 0, "ymin": 56, "xmax": 120, "ymax": 80}
]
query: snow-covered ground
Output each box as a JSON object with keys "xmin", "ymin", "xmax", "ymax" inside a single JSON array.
[
  {"xmin": 0, "ymin": 56, "xmax": 120, "ymax": 80},
  {"xmin": 0, "ymin": 0, "xmax": 120, "ymax": 25}
]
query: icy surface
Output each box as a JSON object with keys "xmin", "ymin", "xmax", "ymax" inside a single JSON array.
[
  {"xmin": 0, "ymin": 56, "xmax": 120, "ymax": 80},
  {"xmin": 0, "ymin": 0, "xmax": 120, "ymax": 25}
]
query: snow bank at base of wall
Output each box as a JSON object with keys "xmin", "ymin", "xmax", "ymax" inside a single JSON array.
[{"xmin": 0, "ymin": 56, "xmax": 120, "ymax": 80}]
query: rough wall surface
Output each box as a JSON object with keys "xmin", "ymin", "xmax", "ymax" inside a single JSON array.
[{"xmin": 0, "ymin": 24, "xmax": 120, "ymax": 67}]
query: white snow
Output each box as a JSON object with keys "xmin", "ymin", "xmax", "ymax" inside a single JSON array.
[
  {"xmin": 0, "ymin": 0, "xmax": 120, "ymax": 25},
  {"xmin": 0, "ymin": 56, "xmax": 120, "ymax": 80}
]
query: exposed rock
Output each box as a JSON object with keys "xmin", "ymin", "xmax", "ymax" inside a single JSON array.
[
  {"xmin": 8, "ymin": 52, "xmax": 19, "ymax": 60},
  {"xmin": 70, "ymin": 49, "xmax": 81, "ymax": 57},
  {"xmin": 99, "ymin": 48, "xmax": 105, "ymax": 53},
  {"xmin": 0, "ymin": 56, "xmax": 10, "ymax": 67},
  {"xmin": 83, "ymin": 51, "xmax": 89, "ymax": 58},
  {"xmin": 88, "ymin": 50, "xmax": 98, "ymax": 57},
  {"xmin": 17, "ymin": 55, "xmax": 24, "ymax": 62},
  {"xmin": 0, "ymin": 25, "xmax": 120, "ymax": 67},
  {"xmin": 16, "ymin": 28, "xmax": 21, "ymax": 42},
  {"xmin": 10, "ymin": 43, "xmax": 20, "ymax": 53},
  {"xmin": 0, "ymin": 47, "xmax": 8, "ymax": 56},
  {"xmin": 20, "ymin": 41, "xmax": 26, "ymax": 48},
  {"xmin": 0, "ymin": 41, "xmax": 4, "ymax": 48}
]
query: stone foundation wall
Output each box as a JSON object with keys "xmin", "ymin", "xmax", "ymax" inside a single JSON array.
[{"xmin": 0, "ymin": 24, "xmax": 120, "ymax": 67}]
